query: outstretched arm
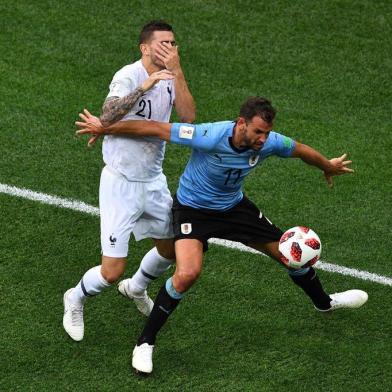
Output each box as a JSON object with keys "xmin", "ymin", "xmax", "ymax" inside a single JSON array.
[
  {"xmin": 292, "ymin": 142, "xmax": 354, "ymax": 187},
  {"xmin": 76, "ymin": 109, "xmax": 171, "ymax": 146}
]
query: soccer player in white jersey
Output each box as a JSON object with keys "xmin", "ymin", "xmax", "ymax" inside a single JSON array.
[
  {"xmin": 63, "ymin": 21, "xmax": 195, "ymax": 342},
  {"xmin": 76, "ymin": 97, "xmax": 367, "ymax": 374}
]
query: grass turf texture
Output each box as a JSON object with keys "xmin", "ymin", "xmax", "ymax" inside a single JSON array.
[{"xmin": 1, "ymin": 0, "xmax": 391, "ymax": 390}]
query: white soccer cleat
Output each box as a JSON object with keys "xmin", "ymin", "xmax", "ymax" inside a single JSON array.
[
  {"xmin": 132, "ymin": 343, "xmax": 154, "ymax": 374},
  {"xmin": 63, "ymin": 288, "xmax": 84, "ymax": 341},
  {"xmin": 118, "ymin": 279, "xmax": 154, "ymax": 317},
  {"xmin": 316, "ymin": 289, "xmax": 368, "ymax": 312}
]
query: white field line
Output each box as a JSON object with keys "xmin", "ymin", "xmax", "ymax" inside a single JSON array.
[
  {"xmin": 2, "ymin": 182, "xmax": 392, "ymax": 287},
  {"xmin": 210, "ymin": 238, "xmax": 392, "ymax": 287}
]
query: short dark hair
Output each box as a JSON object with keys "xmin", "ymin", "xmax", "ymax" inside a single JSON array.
[
  {"xmin": 139, "ymin": 20, "xmax": 173, "ymax": 44},
  {"xmin": 239, "ymin": 97, "xmax": 276, "ymax": 125}
]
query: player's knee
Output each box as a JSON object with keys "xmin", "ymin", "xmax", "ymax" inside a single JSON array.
[
  {"xmin": 101, "ymin": 256, "xmax": 127, "ymax": 283},
  {"xmin": 156, "ymin": 241, "xmax": 175, "ymax": 260},
  {"xmin": 158, "ymin": 248, "xmax": 175, "ymax": 260},
  {"xmin": 174, "ymin": 269, "xmax": 201, "ymax": 292},
  {"xmin": 101, "ymin": 268, "xmax": 124, "ymax": 283}
]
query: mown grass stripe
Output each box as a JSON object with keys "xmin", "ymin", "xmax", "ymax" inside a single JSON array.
[{"xmin": 2, "ymin": 182, "xmax": 391, "ymax": 287}]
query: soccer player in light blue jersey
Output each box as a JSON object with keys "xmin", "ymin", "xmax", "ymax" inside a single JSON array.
[{"xmin": 76, "ymin": 97, "xmax": 368, "ymax": 374}]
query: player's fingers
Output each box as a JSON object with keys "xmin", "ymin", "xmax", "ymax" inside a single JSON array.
[
  {"xmin": 82, "ymin": 109, "xmax": 89, "ymax": 118},
  {"xmin": 158, "ymin": 72, "xmax": 174, "ymax": 80},
  {"xmin": 172, "ymin": 45, "xmax": 179, "ymax": 57},
  {"xmin": 342, "ymin": 160, "xmax": 352, "ymax": 166},
  {"xmin": 163, "ymin": 41, "xmax": 178, "ymax": 54},
  {"xmin": 157, "ymin": 42, "xmax": 170, "ymax": 54},
  {"xmin": 324, "ymin": 173, "xmax": 333, "ymax": 187},
  {"xmin": 160, "ymin": 69, "xmax": 174, "ymax": 76},
  {"xmin": 156, "ymin": 74, "xmax": 174, "ymax": 81},
  {"xmin": 75, "ymin": 121, "xmax": 88, "ymax": 128},
  {"xmin": 154, "ymin": 70, "xmax": 174, "ymax": 79},
  {"xmin": 87, "ymin": 135, "xmax": 100, "ymax": 147},
  {"xmin": 75, "ymin": 129, "xmax": 91, "ymax": 135},
  {"xmin": 75, "ymin": 121, "xmax": 96, "ymax": 129},
  {"xmin": 155, "ymin": 46, "xmax": 168, "ymax": 57},
  {"xmin": 339, "ymin": 153, "xmax": 348, "ymax": 161},
  {"xmin": 154, "ymin": 51, "xmax": 166, "ymax": 62},
  {"xmin": 79, "ymin": 113, "xmax": 89, "ymax": 122}
]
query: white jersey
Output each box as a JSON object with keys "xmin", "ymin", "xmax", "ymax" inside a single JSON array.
[{"xmin": 102, "ymin": 60, "xmax": 175, "ymax": 182}]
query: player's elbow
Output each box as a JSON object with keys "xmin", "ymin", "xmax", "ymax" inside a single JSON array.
[
  {"xmin": 179, "ymin": 115, "xmax": 195, "ymax": 124},
  {"xmin": 179, "ymin": 108, "xmax": 196, "ymax": 124}
]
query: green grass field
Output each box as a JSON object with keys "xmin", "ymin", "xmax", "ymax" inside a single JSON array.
[{"xmin": 1, "ymin": 1, "xmax": 392, "ymax": 390}]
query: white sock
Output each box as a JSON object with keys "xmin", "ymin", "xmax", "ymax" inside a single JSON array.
[
  {"xmin": 69, "ymin": 265, "xmax": 111, "ymax": 306},
  {"xmin": 130, "ymin": 247, "xmax": 173, "ymax": 293}
]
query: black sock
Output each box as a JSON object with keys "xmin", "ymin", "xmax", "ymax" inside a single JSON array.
[
  {"xmin": 290, "ymin": 267, "xmax": 331, "ymax": 310},
  {"xmin": 137, "ymin": 283, "xmax": 181, "ymax": 346}
]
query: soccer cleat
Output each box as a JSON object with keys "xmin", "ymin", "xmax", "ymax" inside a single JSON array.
[
  {"xmin": 132, "ymin": 343, "xmax": 154, "ymax": 374},
  {"xmin": 316, "ymin": 289, "xmax": 368, "ymax": 312},
  {"xmin": 118, "ymin": 279, "xmax": 154, "ymax": 317},
  {"xmin": 63, "ymin": 288, "xmax": 84, "ymax": 341}
]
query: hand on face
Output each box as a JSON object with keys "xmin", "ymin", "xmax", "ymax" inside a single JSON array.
[{"xmin": 154, "ymin": 41, "xmax": 181, "ymax": 74}]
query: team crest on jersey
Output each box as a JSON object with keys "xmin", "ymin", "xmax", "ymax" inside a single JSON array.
[
  {"xmin": 109, "ymin": 234, "xmax": 117, "ymax": 247},
  {"xmin": 179, "ymin": 126, "xmax": 194, "ymax": 139},
  {"xmin": 181, "ymin": 223, "xmax": 192, "ymax": 234},
  {"xmin": 249, "ymin": 154, "xmax": 259, "ymax": 166}
]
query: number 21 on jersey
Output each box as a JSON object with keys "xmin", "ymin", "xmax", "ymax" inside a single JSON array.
[{"xmin": 135, "ymin": 99, "xmax": 152, "ymax": 119}]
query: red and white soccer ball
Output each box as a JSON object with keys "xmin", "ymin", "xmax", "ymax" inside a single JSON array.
[{"xmin": 278, "ymin": 226, "xmax": 321, "ymax": 269}]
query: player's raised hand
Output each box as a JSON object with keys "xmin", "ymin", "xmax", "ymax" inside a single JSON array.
[
  {"xmin": 141, "ymin": 69, "xmax": 174, "ymax": 92},
  {"xmin": 324, "ymin": 153, "xmax": 354, "ymax": 187},
  {"xmin": 75, "ymin": 109, "xmax": 105, "ymax": 147},
  {"xmin": 155, "ymin": 41, "xmax": 181, "ymax": 74}
]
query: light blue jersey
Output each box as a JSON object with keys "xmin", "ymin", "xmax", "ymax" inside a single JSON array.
[{"xmin": 170, "ymin": 121, "xmax": 296, "ymax": 210}]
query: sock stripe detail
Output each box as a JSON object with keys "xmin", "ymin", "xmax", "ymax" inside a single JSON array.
[
  {"xmin": 80, "ymin": 279, "xmax": 94, "ymax": 297},
  {"xmin": 141, "ymin": 268, "xmax": 157, "ymax": 281}
]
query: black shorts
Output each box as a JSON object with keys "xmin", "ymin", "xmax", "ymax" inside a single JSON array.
[{"xmin": 172, "ymin": 194, "xmax": 283, "ymax": 251}]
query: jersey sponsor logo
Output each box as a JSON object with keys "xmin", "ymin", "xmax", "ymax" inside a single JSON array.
[
  {"xmin": 249, "ymin": 154, "xmax": 259, "ymax": 166},
  {"xmin": 181, "ymin": 223, "xmax": 192, "ymax": 234},
  {"xmin": 179, "ymin": 126, "xmax": 194, "ymax": 139}
]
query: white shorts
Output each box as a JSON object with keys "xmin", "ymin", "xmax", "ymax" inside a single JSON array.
[{"xmin": 100, "ymin": 166, "xmax": 173, "ymax": 257}]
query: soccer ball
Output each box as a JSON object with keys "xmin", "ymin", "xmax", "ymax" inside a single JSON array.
[{"xmin": 278, "ymin": 226, "xmax": 321, "ymax": 269}]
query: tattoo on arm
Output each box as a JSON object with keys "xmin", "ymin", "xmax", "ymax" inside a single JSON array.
[{"xmin": 100, "ymin": 87, "xmax": 144, "ymax": 126}]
